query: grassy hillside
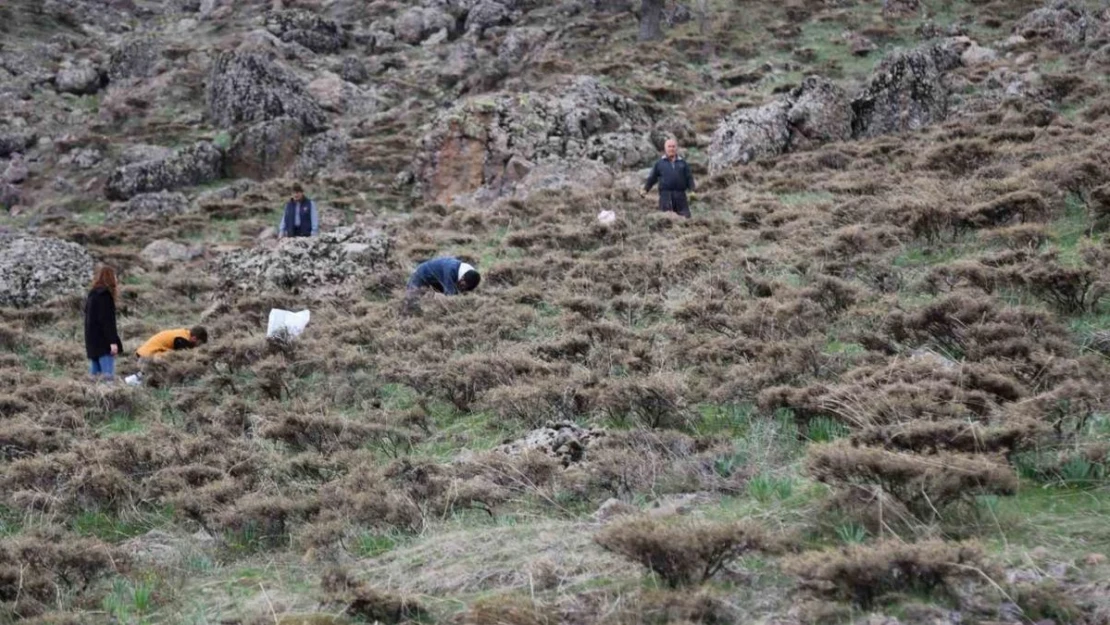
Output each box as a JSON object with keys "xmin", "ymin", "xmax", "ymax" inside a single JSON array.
[{"xmin": 2, "ymin": 0, "xmax": 1110, "ymax": 623}]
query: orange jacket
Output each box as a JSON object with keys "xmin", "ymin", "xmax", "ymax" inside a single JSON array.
[{"xmin": 136, "ymin": 329, "xmax": 191, "ymax": 358}]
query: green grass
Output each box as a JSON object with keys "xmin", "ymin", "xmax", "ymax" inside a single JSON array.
[
  {"xmin": 777, "ymin": 191, "xmax": 835, "ymax": 206},
  {"xmin": 99, "ymin": 411, "xmax": 146, "ymax": 434},
  {"xmin": 71, "ymin": 508, "xmax": 171, "ymax": 542},
  {"xmin": 984, "ymin": 486, "xmax": 1110, "ymax": 557},
  {"xmin": 353, "ymin": 530, "xmax": 406, "ymax": 558},
  {"xmin": 1051, "ymin": 192, "xmax": 1097, "ymax": 267},
  {"xmin": 695, "ymin": 402, "xmax": 756, "ymax": 437}
]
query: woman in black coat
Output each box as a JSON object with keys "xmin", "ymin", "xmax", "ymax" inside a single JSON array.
[{"xmin": 84, "ymin": 265, "xmax": 122, "ymax": 379}]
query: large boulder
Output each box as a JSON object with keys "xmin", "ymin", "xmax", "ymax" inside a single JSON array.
[
  {"xmin": 0, "ymin": 130, "xmax": 35, "ymax": 158},
  {"xmin": 55, "ymin": 64, "xmax": 103, "ymax": 95},
  {"xmin": 393, "ymin": 7, "xmax": 456, "ymax": 44},
  {"xmin": 1013, "ymin": 1, "xmax": 1091, "ymax": 49},
  {"xmin": 882, "ymin": 0, "xmax": 920, "ymax": 19},
  {"xmin": 465, "ymin": 0, "xmax": 513, "ymax": 36},
  {"xmin": 107, "ymin": 191, "xmax": 189, "ymax": 223},
  {"xmin": 105, "ymin": 141, "xmax": 224, "ymax": 200},
  {"xmin": 214, "ymin": 227, "xmax": 393, "ymax": 293},
  {"xmin": 512, "ymin": 157, "xmax": 615, "ymax": 200},
  {"xmin": 708, "ymin": 76, "xmax": 851, "ymax": 172},
  {"xmin": 141, "ymin": 239, "xmax": 203, "ymax": 268},
  {"xmin": 227, "ymin": 117, "xmax": 304, "ymax": 180},
  {"xmin": 265, "ymin": 9, "xmax": 346, "ymax": 54},
  {"xmin": 850, "ymin": 40, "xmax": 965, "ymax": 139},
  {"xmin": 206, "ymin": 51, "xmax": 327, "ymax": 131},
  {"xmin": 108, "ymin": 36, "xmax": 163, "ymax": 82},
  {"xmin": 0, "ymin": 235, "xmax": 94, "ymax": 308},
  {"xmin": 413, "ymin": 76, "xmax": 654, "ymax": 204},
  {"xmin": 294, "ymin": 130, "xmax": 349, "ymax": 177}
]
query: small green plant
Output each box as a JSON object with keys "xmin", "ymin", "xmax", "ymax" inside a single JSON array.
[
  {"xmin": 102, "ymin": 576, "xmax": 159, "ymax": 622},
  {"xmin": 213, "ymin": 130, "xmax": 232, "ymax": 150},
  {"xmin": 806, "ymin": 416, "xmax": 850, "ymax": 443},
  {"xmin": 1059, "ymin": 456, "xmax": 1103, "ymax": 486},
  {"xmin": 748, "ymin": 473, "xmax": 795, "ymax": 503},
  {"xmin": 354, "ymin": 531, "xmax": 401, "ymax": 558},
  {"xmin": 713, "ymin": 451, "xmax": 746, "ymax": 478},
  {"xmin": 835, "ymin": 522, "xmax": 867, "ymax": 545}
]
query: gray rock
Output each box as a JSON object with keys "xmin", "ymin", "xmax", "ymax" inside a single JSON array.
[
  {"xmin": 60, "ymin": 147, "xmax": 104, "ymax": 170},
  {"xmin": 294, "ymin": 130, "xmax": 349, "ymax": 177},
  {"xmin": 214, "ymin": 227, "xmax": 393, "ymax": 292},
  {"xmin": 206, "ymin": 50, "xmax": 327, "ymax": 132},
  {"xmin": 498, "ymin": 27, "xmax": 546, "ymax": 65},
  {"xmin": 850, "ymin": 40, "xmax": 965, "ymax": 139},
  {"xmin": 961, "ymin": 42, "xmax": 998, "ymax": 66},
  {"xmin": 108, "ymin": 35, "xmax": 162, "ymax": 82},
  {"xmin": 496, "ymin": 421, "xmax": 604, "ymax": 465},
  {"xmin": 413, "ymin": 75, "xmax": 653, "ymax": 204},
  {"xmin": 0, "ymin": 130, "xmax": 36, "ymax": 158},
  {"xmin": 266, "ymin": 9, "xmax": 346, "ymax": 54},
  {"xmin": 1088, "ymin": 44, "xmax": 1110, "ymax": 70},
  {"xmin": 466, "ymin": 0, "xmax": 512, "ymax": 36},
  {"xmin": 105, "ymin": 141, "xmax": 224, "ymax": 200},
  {"xmin": 227, "ymin": 117, "xmax": 304, "ymax": 180},
  {"xmin": 119, "ymin": 144, "xmax": 175, "ymax": 165},
  {"xmin": 0, "ymin": 184, "xmax": 20, "ymax": 211},
  {"xmin": 195, "ymin": 179, "xmax": 253, "ymax": 205},
  {"xmin": 109, "ymin": 191, "xmax": 189, "ymax": 223},
  {"xmin": 708, "ymin": 76, "xmax": 851, "ymax": 172},
  {"xmin": 882, "ymin": 0, "xmax": 920, "ymax": 18},
  {"xmin": 0, "ymin": 234, "xmax": 94, "ymax": 308},
  {"xmin": 339, "ymin": 56, "xmax": 369, "ymax": 84},
  {"xmin": 55, "ymin": 64, "xmax": 102, "ymax": 95},
  {"xmin": 141, "ymin": 239, "xmax": 203, "ymax": 268},
  {"xmin": 393, "ymin": 7, "xmax": 455, "ymax": 45},
  {"xmin": 514, "ymin": 157, "xmax": 615, "ymax": 199},
  {"xmin": 2, "ymin": 155, "xmax": 29, "ymax": 184},
  {"xmin": 1013, "ymin": 1, "xmax": 1091, "ymax": 49},
  {"xmin": 593, "ymin": 498, "xmax": 636, "ymax": 524}
]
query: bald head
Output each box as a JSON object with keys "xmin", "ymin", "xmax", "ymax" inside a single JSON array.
[{"xmin": 664, "ymin": 139, "xmax": 678, "ymax": 159}]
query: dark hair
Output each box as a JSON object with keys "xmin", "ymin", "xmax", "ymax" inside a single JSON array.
[
  {"xmin": 89, "ymin": 265, "xmax": 119, "ymax": 303},
  {"xmin": 190, "ymin": 326, "xmax": 209, "ymax": 345},
  {"xmin": 292, "ymin": 183, "xmax": 304, "ymax": 193},
  {"xmin": 459, "ymin": 270, "xmax": 481, "ymax": 292}
]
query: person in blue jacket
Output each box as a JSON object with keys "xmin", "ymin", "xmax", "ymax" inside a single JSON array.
[
  {"xmin": 407, "ymin": 257, "xmax": 481, "ymax": 296},
  {"xmin": 278, "ymin": 183, "xmax": 319, "ymax": 238}
]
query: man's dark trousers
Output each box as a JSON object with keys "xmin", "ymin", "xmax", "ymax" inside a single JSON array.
[{"xmin": 659, "ymin": 190, "xmax": 691, "ymax": 218}]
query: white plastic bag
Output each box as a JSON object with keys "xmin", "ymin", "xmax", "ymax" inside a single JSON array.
[
  {"xmin": 597, "ymin": 210, "xmax": 616, "ymax": 225},
  {"xmin": 267, "ymin": 308, "xmax": 311, "ymax": 339}
]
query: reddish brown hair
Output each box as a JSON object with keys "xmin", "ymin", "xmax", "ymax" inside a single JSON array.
[{"xmin": 89, "ymin": 265, "xmax": 119, "ymax": 303}]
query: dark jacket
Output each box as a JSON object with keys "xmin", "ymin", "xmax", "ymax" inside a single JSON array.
[
  {"xmin": 644, "ymin": 156, "xmax": 695, "ymax": 193},
  {"xmin": 279, "ymin": 198, "xmax": 319, "ymax": 237},
  {"xmin": 407, "ymin": 257, "xmax": 462, "ymax": 295},
  {"xmin": 84, "ymin": 287, "xmax": 122, "ymax": 360}
]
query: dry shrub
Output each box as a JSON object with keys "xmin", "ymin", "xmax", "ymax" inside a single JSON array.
[
  {"xmin": 981, "ymin": 223, "xmax": 1051, "ymax": 249},
  {"xmin": 259, "ymin": 412, "xmax": 420, "ymax": 454},
  {"xmin": 0, "ymin": 531, "xmax": 126, "ymax": 609},
  {"xmin": 452, "ymin": 596, "xmax": 554, "ymax": 625},
  {"xmin": 850, "ymin": 418, "xmax": 1047, "ymax": 456},
  {"xmin": 594, "ymin": 516, "xmax": 773, "ymax": 587},
  {"xmin": 806, "ymin": 442, "xmax": 1018, "ymax": 522},
  {"xmin": 480, "ymin": 379, "xmax": 593, "ymax": 427},
  {"xmin": 0, "ymin": 420, "xmax": 66, "ymax": 460},
  {"xmin": 923, "ymin": 261, "xmax": 1000, "ymax": 294},
  {"xmin": 1009, "ymin": 260, "xmax": 1106, "ymax": 314},
  {"xmin": 957, "ymin": 190, "xmax": 1048, "ymax": 230},
  {"xmin": 1092, "ymin": 183, "xmax": 1110, "ymax": 231},
  {"xmin": 214, "ymin": 493, "xmax": 319, "ymax": 548},
  {"xmin": 321, "ymin": 568, "xmax": 426, "ymax": 624},
  {"xmin": 595, "ymin": 374, "xmax": 693, "ymax": 430},
  {"xmin": 922, "ymin": 139, "xmax": 995, "ymax": 174},
  {"xmin": 784, "ymin": 539, "xmax": 992, "ymax": 609},
  {"xmin": 0, "ymin": 394, "xmax": 31, "ymax": 418},
  {"xmin": 801, "ymin": 276, "xmax": 862, "ymax": 315}
]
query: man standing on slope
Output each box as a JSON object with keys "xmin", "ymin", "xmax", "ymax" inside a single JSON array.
[
  {"xmin": 641, "ymin": 138, "xmax": 696, "ymax": 218},
  {"xmin": 278, "ymin": 183, "xmax": 319, "ymax": 238}
]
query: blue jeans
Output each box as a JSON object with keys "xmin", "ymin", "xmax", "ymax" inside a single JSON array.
[{"xmin": 89, "ymin": 355, "xmax": 116, "ymax": 378}]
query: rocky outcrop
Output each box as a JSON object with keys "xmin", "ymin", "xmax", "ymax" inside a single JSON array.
[
  {"xmin": 393, "ymin": 7, "xmax": 456, "ymax": 45},
  {"xmin": 0, "ymin": 130, "xmax": 35, "ymax": 158},
  {"xmin": 850, "ymin": 39, "xmax": 966, "ymax": 138},
  {"xmin": 496, "ymin": 421, "xmax": 605, "ymax": 466},
  {"xmin": 265, "ymin": 9, "xmax": 346, "ymax": 54},
  {"xmin": 105, "ymin": 141, "xmax": 224, "ymax": 200},
  {"xmin": 108, "ymin": 191, "xmax": 189, "ymax": 223},
  {"xmin": 141, "ymin": 239, "xmax": 203, "ymax": 268},
  {"xmin": 413, "ymin": 76, "xmax": 654, "ymax": 204},
  {"xmin": 709, "ymin": 77, "xmax": 851, "ymax": 172},
  {"xmin": 227, "ymin": 117, "xmax": 304, "ymax": 180},
  {"xmin": 206, "ymin": 51, "xmax": 327, "ymax": 132},
  {"xmin": 513, "ymin": 158, "xmax": 615, "ymax": 200},
  {"xmin": 0, "ymin": 235, "xmax": 94, "ymax": 308},
  {"xmin": 55, "ymin": 64, "xmax": 103, "ymax": 95},
  {"xmin": 294, "ymin": 130, "xmax": 350, "ymax": 177},
  {"xmin": 214, "ymin": 227, "xmax": 393, "ymax": 292},
  {"xmin": 1013, "ymin": 1, "xmax": 1091, "ymax": 49},
  {"xmin": 882, "ymin": 0, "xmax": 920, "ymax": 19},
  {"xmin": 108, "ymin": 36, "xmax": 163, "ymax": 82}
]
